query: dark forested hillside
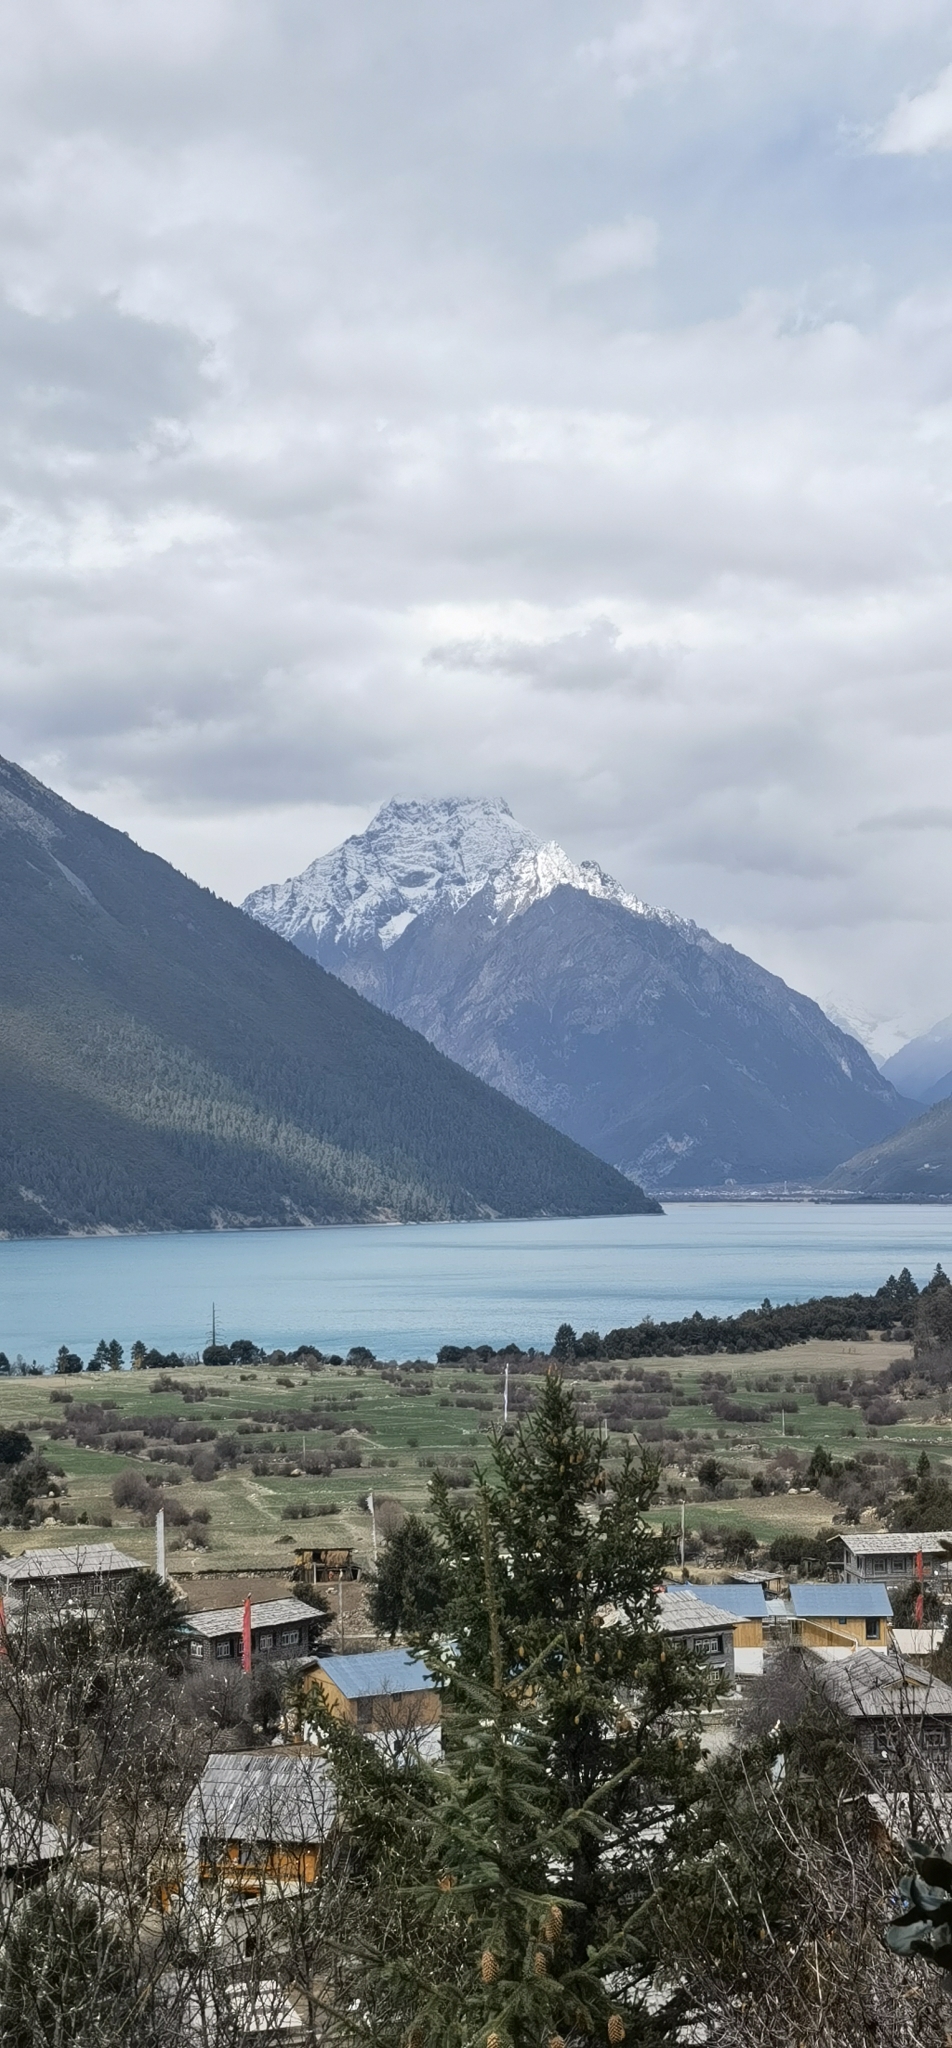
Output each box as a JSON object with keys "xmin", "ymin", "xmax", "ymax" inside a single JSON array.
[
  {"xmin": 0, "ymin": 759, "xmax": 658, "ymax": 1235},
  {"xmin": 822, "ymin": 1096, "xmax": 952, "ymax": 1199}
]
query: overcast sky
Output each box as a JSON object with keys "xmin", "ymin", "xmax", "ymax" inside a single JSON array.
[{"xmin": 3, "ymin": 3, "xmax": 952, "ymax": 1052}]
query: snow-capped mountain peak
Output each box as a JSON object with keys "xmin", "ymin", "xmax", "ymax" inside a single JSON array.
[{"xmin": 491, "ymin": 842, "xmax": 687, "ymax": 931}]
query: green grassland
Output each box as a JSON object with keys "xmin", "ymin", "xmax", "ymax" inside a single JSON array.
[{"xmin": 0, "ymin": 1335, "xmax": 947, "ymax": 1572}]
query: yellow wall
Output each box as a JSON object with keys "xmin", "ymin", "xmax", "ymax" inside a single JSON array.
[
  {"xmin": 731, "ymin": 1621, "xmax": 763, "ymax": 1650},
  {"xmin": 796, "ymin": 1615, "xmax": 889, "ymax": 1653},
  {"xmin": 303, "ymin": 1667, "xmax": 441, "ymax": 1730}
]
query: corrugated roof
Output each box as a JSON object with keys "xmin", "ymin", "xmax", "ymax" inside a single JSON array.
[
  {"xmin": 840, "ymin": 1532, "xmax": 952, "ymax": 1557},
  {"xmin": 820, "ymin": 1650, "xmax": 952, "ymax": 1721},
  {"xmin": 185, "ymin": 1599, "xmax": 319, "ymax": 1639},
  {"xmin": 657, "ymin": 1590, "xmax": 738, "ymax": 1635},
  {"xmin": 790, "ymin": 1583, "xmax": 893, "ymax": 1619},
  {"xmin": 0, "ymin": 1543, "xmax": 141, "ymax": 1584},
  {"xmin": 316, "ymin": 1649, "xmax": 434, "ymax": 1698},
  {"xmin": 667, "ymin": 1582, "xmax": 767, "ymax": 1621},
  {"xmin": 188, "ymin": 1750, "xmax": 335, "ymax": 1844}
]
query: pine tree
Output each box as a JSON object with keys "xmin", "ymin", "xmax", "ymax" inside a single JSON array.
[
  {"xmin": 369, "ymin": 1513, "xmax": 448, "ymax": 1640},
  {"xmin": 318, "ymin": 1370, "xmax": 714, "ymax": 2047}
]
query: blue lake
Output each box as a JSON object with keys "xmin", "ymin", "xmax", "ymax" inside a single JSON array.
[{"xmin": 0, "ymin": 1205, "xmax": 950, "ymax": 1367}]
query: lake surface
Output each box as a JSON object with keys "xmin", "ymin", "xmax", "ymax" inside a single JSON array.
[{"xmin": 0, "ymin": 1205, "xmax": 950, "ymax": 1367}]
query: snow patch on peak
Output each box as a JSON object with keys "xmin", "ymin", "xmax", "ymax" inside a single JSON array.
[{"xmin": 492, "ymin": 841, "xmax": 687, "ymax": 931}]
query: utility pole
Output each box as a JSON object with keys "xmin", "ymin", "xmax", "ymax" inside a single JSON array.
[
  {"xmin": 680, "ymin": 1500, "xmax": 686, "ymax": 1575},
  {"xmin": 337, "ymin": 1572, "xmax": 345, "ymax": 1654},
  {"xmin": 211, "ymin": 1303, "xmax": 216, "ymax": 1349},
  {"xmin": 503, "ymin": 1362, "xmax": 509, "ymax": 1424}
]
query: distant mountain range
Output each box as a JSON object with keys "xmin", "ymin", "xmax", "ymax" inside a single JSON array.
[
  {"xmin": 0, "ymin": 760, "xmax": 657, "ymax": 1237},
  {"xmin": 880, "ymin": 1015, "xmax": 952, "ymax": 1106},
  {"xmin": 822, "ymin": 1096, "xmax": 952, "ymax": 1199},
  {"xmin": 244, "ymin": 798, "xmax": 912, "ymax": 1191}
]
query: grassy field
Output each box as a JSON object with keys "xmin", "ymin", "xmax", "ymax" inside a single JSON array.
[{"xmin": 0, "ymin": 1335, "xmax": 946, "ymax": 1574}]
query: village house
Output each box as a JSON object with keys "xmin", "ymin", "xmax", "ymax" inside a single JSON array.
[
  {"xmin": 668, "ymin": 1582, "xmax": 766, "ymax": 1675},
  {"xmin": 788, "ymin": 1583, "xmax": 893, "ymax": 1659},
  {"xmin": 302, "ymin": 1648, "xmax": 439, "ymax": 1735},
  {"xmin": 0, "ymin": 1541, "xmax": 142, "ymax": 1617},
  {"xmin": 184, "ymin": 1750, "xmax": 335, "ymax": 1900},
  {"xmin": 818, "ymin": 1649, "xmax": 952, "ymax": 1764},
  {"xmin": 838, "ymin": 1531, "xmax": 952, "ymax": 1586},
  {"xmin": 184, "ymin": 1598, "xmax": 326, "ymax": 1667},
  {"xmin": 656, "ymin": 1589, "xmax": 737, "ymax": 1681}
]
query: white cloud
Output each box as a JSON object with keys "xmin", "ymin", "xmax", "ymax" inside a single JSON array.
[
  {"xmin": 0, "ymin": 2, "xmax": 951, "ymax": 1041},
  {"xmin": 877, "ymin": 61, "xmax": 952, "ymax": 154},
  {"xmin": 557, "ymin": 215, "xmax": 659, "ymax": 284}
]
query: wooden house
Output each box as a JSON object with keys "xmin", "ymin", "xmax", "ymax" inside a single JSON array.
[
  {"xmin": 0, "ymin": 1542, "xmax": 141, "ymax": 1617},
  {"xmin": 788, "ymin": 1583, "xmax": 892, "ymax": 1659},
  {"xmin": 838, "ymin": 1531, "xmax": 952, "ymax": 1586},
  {"xmin": 656, "ymin": 1590, "xmax": 736, "ymax": 1680},
  {"xmin": 303, "ymin": 1648, "xmax": 439, "ymax": 1734},
  {"xmin": 818, "ymin": 1649, "xmax": 952, "ymax": 1764},
  {"xmin": 184, "ymin": 1750, "xmax": 335, "ymax": 1899},
  {"xmin": 668, "ymin": 1583, "xmax": 766, "ymax": 1675},
  {"xmin": 184, "ymin": 1598, "xmax": 325, "ymax": 1667}
]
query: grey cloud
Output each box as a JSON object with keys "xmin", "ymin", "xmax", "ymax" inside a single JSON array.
[{"xmin": 426, "ymin": 619, "xmax": 674, "ymax": 695}]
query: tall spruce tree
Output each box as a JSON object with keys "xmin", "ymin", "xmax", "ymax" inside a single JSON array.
[{"xmin": 318, "ymin": 1369, "xmax": 714, "ymax": 2047}]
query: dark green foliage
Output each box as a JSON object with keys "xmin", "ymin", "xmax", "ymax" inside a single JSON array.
[
  {"xmin": 54, "ymin": 1346, "xmax": 83, "ymax": 1376},
  {"xmin": 0, "ymin": 1453, "xmax": 50, "ymax": 1527},
  {"xmin": 105, "ymin": 1568, "xmax": 187, "ymax": 1666},
  {"xmin": 890, "ymin": 1470, "xmax": 952, "ymax": 1531},
  {"xmin": 0, "ymin": 1429, "xmax": 31, "ymax": 1468},
  {"xmin": 890, "ymin": 1578, "xmax": 944, "ymax": 1627},
  {"xmin": 321, "ymin": 1373, "xmax": 713, "ymax": 2047},
  {"xmin": 597, "ymin": 1267, "xmax": 920, "ymax": 1359},
  {"xmin": 368, "ymin": 1512, "xmax": 448, "ymax": 1640},
  {"xmin": 0, "ymin": 1881, "xmax": 137, "ymax": 2048},
  {"xmin": 552, "ymin": 1321, "xmax": 576, "ymax": 1361},
  {"xmin": 915, "ymin": 1266, "xmax": 952, "ymax": 1356},
  {"xmin": 0, "ymin": 755, "xmax": 658, "ymax": 1234}
]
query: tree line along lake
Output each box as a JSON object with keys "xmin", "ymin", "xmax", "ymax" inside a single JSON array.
[{"xmin": 0, "ymin": 1204, "xmax": 951, "ymax": 1367}]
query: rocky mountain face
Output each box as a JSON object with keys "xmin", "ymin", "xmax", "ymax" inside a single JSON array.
[
  {"xmin": 244, "ymin": 799, "xmax": 912, "ymax": 1191},
  {"xmin": 822, "ymin": 1097, "xmax": 952, "ymax": 1199},
  {"xmin": 880, "ymin": 1016, "xmax": 952, "ymax": 1106},
  {"xmin": 0, "ymin": 762, "xmax": 656, "ymax": 1236}
]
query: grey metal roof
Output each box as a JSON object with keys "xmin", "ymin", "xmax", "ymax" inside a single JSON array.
[
  {"xmin": 840, "ymin": 1532, "xmax": 952, "ymax": 1557},
  {"xmin": 316, "ymin": 1649, "xmax": 434, "ymax": 1698},
  {"xmin": 187, "ymin": 1750, "xmax": 335, "ymax": 1845},
  {"xmin": 0, "ymin": 1790, "xmax": 64, "ymax": 1868},
  {"xmin": 790, "ymin": 1583, "xmax": 893, "ymax": 1619},
  {"xmin": 185, "ymin": 1599, "xmax": 319, "ymax": 1640},
  {"xmin": 657, "ymin": 1590, "xmax": 738, "ymax": 1635},
  {"xmin": 667, "ymin": 1582, "xmax": 767, "ymax": 1621},
  {"xmin": 0, "ymin": 1542, "xmax": 141, "ymax": 1585},
  {"xmin": 820, "ymin": 1650, "xmax": 952, "ymax": 1722}
]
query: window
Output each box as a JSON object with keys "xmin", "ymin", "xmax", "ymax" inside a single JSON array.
[
  {"xmin": 865, "ymin": 1618, "xmax": 880, "ymax": 1640},
  {"xmin": 215, "ymin": 1641, "xmax": 232, "ymax": 1659},
  {"xmin": 189, "ymin": 1641, "xmax": 205, "ymax": 1659},
  {"xmin": 258, "ymin": 1633, "xmax": 274, "ymax": 1650},
  {"xmin": 691, "ymin": 1634, "xmax": 723, "ymax": 1657},
  {"xmin": 279, "ymin": 1629, "xmax": 300, "ymax": 1646},
  {"xmin": 356, "ymin": 1695, "xmax": 373, "ymax": 1726}
]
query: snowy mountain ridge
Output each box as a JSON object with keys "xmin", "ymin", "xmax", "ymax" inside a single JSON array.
[{"xmin": 244, "ymin": 796, "xmax": 687, "ymax": 955}]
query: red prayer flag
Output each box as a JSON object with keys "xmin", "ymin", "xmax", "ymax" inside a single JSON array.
[{"xmin": 241, "ymin": 1596, "xmax": 252, "ymax": 1674}]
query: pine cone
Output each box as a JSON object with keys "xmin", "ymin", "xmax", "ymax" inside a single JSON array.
[
  {"xmin": 437, "ymin": 1873, "xmax": 455, "ymax": 1892},
  {"xmin": 607, "ymin": 2016, "xmax": 626, "ymax": 2043},
  {"xmin": 548, "ymin": 2038, "xmax": 567, "ymax": 2048},
  {"xmin": 480, "ymin": 1950, "xmax": 499, "ymax": 1984},
  {"xmin": 533, "ymin": 1949, "xmax": 548, "ymax": 1976},
  {"xmin": 487, "ymin": 2035, "xmax": 502, "ymax": 2048},
  {"xmin": 543, "ymin": 1904, "xmax": 564, "ymax": 1941}
]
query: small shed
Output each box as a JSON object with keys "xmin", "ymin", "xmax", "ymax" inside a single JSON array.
[
  {"xmin": 656, "ymin": 1590, "xmax": 736, "ymax": 1681},
  {"xmin": 293, "ymin": 1546, "xmax": 358, "ymax": 1586},
  {"xmin": 184, "ymin": 1599, "xmax": 325, "ymax": 1667},
  {"xmin": 788, "ymin": 1583, "xmax": 892, "ymax": 1659},
  {"xmin": 668, "ymin": 1582, "xmax": 766, "ymax": 1675},
  {"xmin": 303, "ymin": 1648, "xmax": 439, "ymax": 1733},
  {"xmin": 0, "ymin": 1542, "xmax": 142, "ymax": 1615},
  {"xmin": 819, "ymin": 1649, "xmax": 952, "ymax": 1763},
  {"xmin": 184, "ymin": 1750, "xmax": 336, "ymax": 1898}
]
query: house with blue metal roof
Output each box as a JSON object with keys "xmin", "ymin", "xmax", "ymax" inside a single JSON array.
[
  {"xmin": 303, "ymin": 1648, "xmax": 439, "ymax": 1736},
  {"xmin": 666, "ymin": 1582, "xmax": 766, "ymax": 1675},
  {"xmin": 788, "ymin": 1582, "xmax": 893, "ymax": 1660}
]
